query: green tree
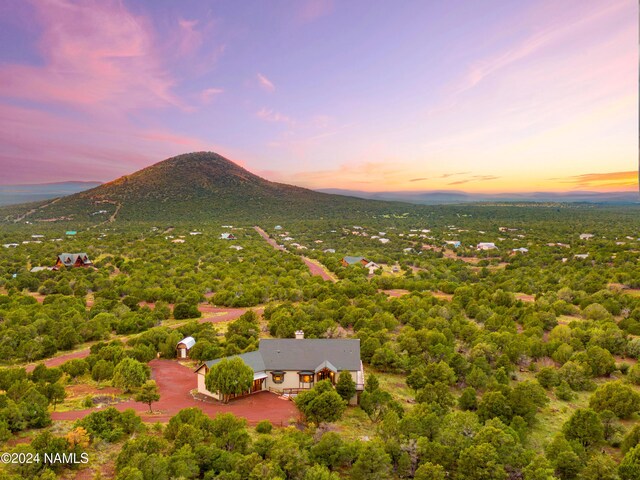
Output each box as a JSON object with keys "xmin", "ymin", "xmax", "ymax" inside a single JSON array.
[
  {"xmin": 578, "ymin": 454, "xmax": 620, "ymax": 480},
  {"xmin": 478, "ymin": 391, "xmax": 512, "ymax": 423},
  {"xmin": 351, "ymin": 440, "xmax": 392, "ymax": 480},
  {"xmin": 295, "ymin": 380, "xmax": 346, "ymax": 424},
  {"xmin": 134, "ymin": 381, "xmax": 160, "ymax": 412},
  {"xmin": 91, "ymin": 360, "xmax": 114, "ymax": 385},
  {"xmin": 112, "ymin": 358, "xmax": 150, "ymax": 393},
  {"xmin": 522, "ymin": 455, "xmax": 555, "ymax": 480},
  {"xmin": 457, "ymin": 443, "xmax": 508, "ymax": 480},
  {"xmin": 459, "ymin": 387, "xmax": 478, "ymax": 411},
  {"xmin": 335, "ymin": 371, "xmax": 356, "ymax": 402},
  {"xmin": 204, "ymin": 357, "xmax": 253, "ymax": 404},
  {"xmin": 303, "ymin": 464, "xmax": 340, "ymax": 480},
  {"xmin": 619, "ymin": 445, "xmax": 640, "ymax": 480},
  {"xmin": 562, "ymin": 408, "xmax": 604, "ymax": 448},
  {"xmin": 414, "ymin": 462, "xmax": 446, "ymax": 480},
  {"xmin": 589, "ymin": 381, "xmax": 640, "ymax": 419}
]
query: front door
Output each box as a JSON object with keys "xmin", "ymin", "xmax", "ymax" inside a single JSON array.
[
  {"xmin": 252, "ymin": 378, "xmax": 265, "ymax": 393},
  {"xmin": 316, "ymin": 368, "xmax": 335, "ymax": 384}
]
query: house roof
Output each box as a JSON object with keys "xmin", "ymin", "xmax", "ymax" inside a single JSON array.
[
  {"xmin": 343, "ymin": 256, "xmax": 365, "ymax": 265},
  {"xmin": 201, "ymin": 339, "xmax": 361, "ymax": 373},
  {"xmin": 57, "ymin": 253, "xmax": 92, "ymax": 266},
  {"xmin": 177, "ymin": 336, "xmax": 196, "ymax": 349},
  {"xmin": 202, "ymin": 349, "xmax": 266, "ymax": 372}
]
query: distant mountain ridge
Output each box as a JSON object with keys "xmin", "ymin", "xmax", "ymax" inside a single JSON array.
[
  {"xmin": 318, "ymin": 188, "xmax": 640, "ymax": 205},
  {"xmin": 0, "ymin": 181, "xmax": 102, "ymax": 206},
  {"xmin": 1, "ymin": 152, "xmax": 406, "ymax": 223}
]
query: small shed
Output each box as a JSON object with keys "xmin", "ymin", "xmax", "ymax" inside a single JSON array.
[{"xmin": 177, "ymin": 336, "xmax": 196, "ymax": 358}]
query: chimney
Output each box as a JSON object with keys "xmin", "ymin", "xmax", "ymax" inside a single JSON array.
[{"xmin": 295, "ymin": 330, "xmax": 304, "ymax": 340}]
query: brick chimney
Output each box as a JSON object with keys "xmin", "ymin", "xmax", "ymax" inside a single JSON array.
[{"xmin": 295, "ymin": 330, "xmax": 304, "ymax": 339}]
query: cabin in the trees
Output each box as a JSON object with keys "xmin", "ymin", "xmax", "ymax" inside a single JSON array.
[
  {"xmin": 341, "ymin": 256, "xmax": 380, "ymax": 274},
  {"xmin": 54, "ymin": 253, "xmax": 93, "ymax": 269},
  {"xmin": 220, "ymin": 233, "xmax": 236, "ymax": 240},
  {"xmin": 195, "ymin": 333, "xmax": 364, "ymax": 404},
  {"xmin": 176, "ymin": 336, "xmax": 196, "ymax": 358},
  {"xmin": 476, "ymin": 242, "xmax": 497, "ymax": 251}
]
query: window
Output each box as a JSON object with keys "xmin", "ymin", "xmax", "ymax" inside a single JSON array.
[
  {"xmin": 271, "ymin": 372, "xmax": 285, "ymax": 384},
  {"xmin": 299, "ymin": 373, "xmax": 314, "ymax": 383}
]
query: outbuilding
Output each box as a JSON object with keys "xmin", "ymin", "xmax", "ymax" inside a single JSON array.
[{"xmin": 176, "ymin": 336, "xmax": 196, "ymax": 358}]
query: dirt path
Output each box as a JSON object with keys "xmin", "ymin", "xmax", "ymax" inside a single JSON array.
[
  {"xmin": 52, "ymin": 359, "xmax": 299, "ymax": 425},
  {"xmin": 88, "ymin": 200, "xmax": 121, "ymax": 229},
  {"xmin": 301, "ymin": 257, "xmax": 337, "ymax": 282},
  {"xmin": 254, "ymin": 226, "xmax": 336, "ymax": 282},
  {"xmin": 12, "ymin": 198, "xmax": 60, "ymax": 223},
  {"xmin": 254, "ymin": 225, "xmax": 286, "ymax": 251},
  {"xmin": 379, "ymin": 289, "xmax": 410, "ymax": 298}
]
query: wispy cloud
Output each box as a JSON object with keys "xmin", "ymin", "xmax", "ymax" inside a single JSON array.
[
  {"xmin": 256, "ymin": 107, "xmax": 293, "ymax": 124},
  {"xmin": 0, "ymin": 0, "xmax": 185, "ymax": 112},
  {"xmin": 257, "ymin": 73, "xmax": 275, "ymax": 92},
  {"xmin": 556, "ymin": 171, "xmax": 637, "ymax": 189},
  {"xmin": 409, "ymin": 177, "xmax": 429, "ymax": 182},
  {"xmin": 449, "ymin": 175, "xmax": 500, "ymax": 185},
  {"xmin": 201, "ymin": 88, "xmax": 224, "ymax": 103}
]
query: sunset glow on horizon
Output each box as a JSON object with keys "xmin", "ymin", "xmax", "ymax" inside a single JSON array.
[{"xmin": 0, "ymin": 0, "xmax": 637, "ymax": 193}]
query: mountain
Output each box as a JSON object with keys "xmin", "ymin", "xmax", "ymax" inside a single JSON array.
[
  {"xmin": 1, "ymin": 152, "xmax": 408, "ymax": 223},
  {"xmin": 0, "ymin": 181, "xmax": 102, "ymax": 206},
  {"xmin": 318, "ymin": 189, "xmax": 640, "ymax": 205}
]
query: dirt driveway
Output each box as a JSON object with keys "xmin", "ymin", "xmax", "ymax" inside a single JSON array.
[{"xmin": 52, "ymin": 359, "xmax": 299, "ymax": 425}]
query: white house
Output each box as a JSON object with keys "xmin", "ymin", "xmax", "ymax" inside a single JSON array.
[
  {"xmin": 579, "ymin": 234, "xmax": 594, "ymax": 240},
  {"xmin": 477, "ymin": 242, "xmax": 497, "ymax": 250},
  {"xmin": 195, "ymin": 335, "xmax": 364, "ymax": 405}
]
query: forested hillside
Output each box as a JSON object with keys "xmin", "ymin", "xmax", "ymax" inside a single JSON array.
[{"xmin": 1, "ymin": 204, "xmax": 640, "ymax": 479}]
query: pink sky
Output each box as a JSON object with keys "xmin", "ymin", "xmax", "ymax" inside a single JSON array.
[{"xmin": 0, "ymin": 0, "xmax": 637, "ymax": 193}]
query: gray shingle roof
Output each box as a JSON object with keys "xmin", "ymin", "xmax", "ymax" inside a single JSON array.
[
  {"xmin": 57, "ymin": 253, "xmax": 92, "ymax": 266},
  {"xmin": 343, "ymin": 256, "xmax": 365, "ymax": 265},
  {"xmin": 202, "ymin": 339, "xmax": 361, "ymax": 372},
  {"xmin": 204, "ymin": 350, "xmax": 266, "ymax": 372}
]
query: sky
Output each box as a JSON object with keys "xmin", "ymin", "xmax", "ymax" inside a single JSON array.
[{"xmin": 0, "ymin": 0, "xmax": 637, "ymax": 193}]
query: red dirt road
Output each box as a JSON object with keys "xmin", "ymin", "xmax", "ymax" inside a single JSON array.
[
  {"xmin": 52, "ymin": 359, "xmax": 299, "ymax": 425},
  {"xmin": 254, "ymin": 226, "xmax": 335, "ymax": 281},
  {"xmin": 301, "ymin": 257, "xmax": 336, "ymax": 282},
  {"xmin": 254, "ymin": 225, "xmax": 286, "ymax": 251},
  {"xmin": 25, "ymin": 348, "xmax": 91, "ymax": 373}
]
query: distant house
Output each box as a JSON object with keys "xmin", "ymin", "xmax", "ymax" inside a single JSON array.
[
  {"xmin": 229, "ymin": 245, "xmax": 243, "ymax": 250},
  {"xmin": 220, "ymin": 233, "xmax": 236, "ymax": 240},
  {"xmin": 323, "ymin": 248, "xmax": 336, "ymax": 254},
  {"xmin": 574, "ymin": 253, "xmax": 589, "ymax": 260},
  {"xmin": 379, "ymin": 238, "xmax": 390, "ymax": 244},
  {"xmin": 445, "ymin": 240, "xmax": 461, "ymax": 248},
  {"xmin": 54, "ymin": 253, "xmax": 93, "ymax": 269},
  {"xmin": 477, "ymin": 242, "xmax": 497, "ymax": 250},
  {"xmin": 580, "ymin": 234, "xmax": 594, "ymax": 240},
  {"xmin": 2, "ymin": 243, "xmax": 19, "ymax": 248},
  {"xmin": 341, "ymin": 256, "xmax": 369, "ymax": 267},
  {"xmin": 172, "ymin": 239, "xmax": 185, "ymax": 244},
  {"xmin": 195, "ymin": 334, "xmax": 364, "ymax": 404},
  {"xmin": 189, "ymin": 231, "xmax": 202, "ymax": 236},
  {"xmin": 512, "ymin": 247, "xmax": 529, "ymax": 254},
  {"xmin": 177, "ymin": 337, "xmax": 196, "ymax": 359},
  {"xmin": 65, "ymin": 231, "xmax": 77, "ymax": 236},
  {"xmin": 340, "ymin": 256, "xmax": 380, "ymax": 274},
  {"xmin": 274, "ymin": 225, "xmax": 283, "ymax": 230}
]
